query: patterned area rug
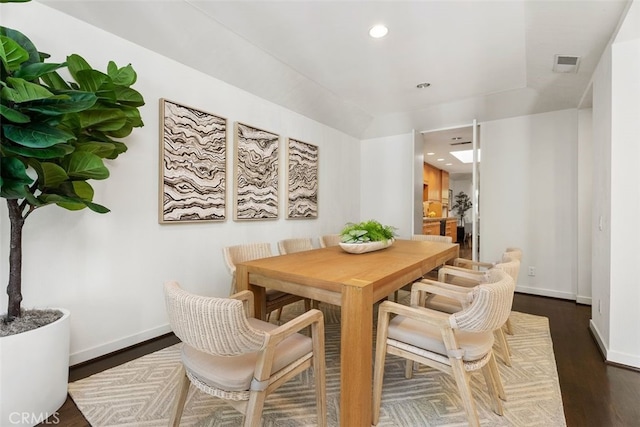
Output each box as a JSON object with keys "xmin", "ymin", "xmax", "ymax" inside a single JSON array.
[{"xmin": 68, "ymin": 300, "xmax": 566, "ymax": 426}]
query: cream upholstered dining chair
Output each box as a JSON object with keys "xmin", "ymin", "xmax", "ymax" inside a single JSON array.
[
  {"xmin": 423, "ymin": 254, "xmax": 521, "ymax": 366},
  {"xmin": 449, "ymin": 247, "xmax": 522, "ymax": 335},
  {"xmin": 164, "ymin": 281, "xmax": 326, "ymax": 427},
  {"xmin": 277, "ymin": 237, "xmax": 314, "ymax": 255},
  {"xmin": 222, "ymin": 242, "xmax": 309, "ymax": 321},
  {"xmin": 319, "ymin": 234, "xmax": 341, "ymax": 248},
  {"xmin": 372, "ymin": 269, "xmax": 514, "ymax": 427}
]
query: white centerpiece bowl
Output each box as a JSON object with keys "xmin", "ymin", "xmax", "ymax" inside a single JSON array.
[{"xmin": 339, "ymin": 239, "xmax": 394, "ymax": 254}]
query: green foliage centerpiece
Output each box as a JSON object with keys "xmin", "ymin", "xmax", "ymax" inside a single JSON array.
[{"xmin": 339, "ymin": 220, "xmax": 397, "ymax": 254}]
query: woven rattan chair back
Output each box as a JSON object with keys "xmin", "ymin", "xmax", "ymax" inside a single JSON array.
[
  {"xmin": 222, "ymin": 243, "xmax": 273, "ymax": 294},
  {"xmin": 164, "ymin": 281, "xmax": 266, "ymax": 356},
  {"xmin": 319, "ymin": 234, "xmax": 341, "ymax": 248},
  {"xmin": 452, "ymin": 269, "xmax": 515, "ymax": 333},
  {"xmin": 278, "ymin": 238, "xmax": 314, "ymax": 255}
]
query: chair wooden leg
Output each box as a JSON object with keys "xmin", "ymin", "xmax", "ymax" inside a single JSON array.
[
  {"xmin": 488, "ymin": 351, "xmax": 506, "ymax": 401},
  {"xmin": 304, "ymin": 299, "xmax": 311, "ymax": 311},
  {"xmin": 372, "ymin": 312, "xmax": 391, "ymax": 426},
  {"xmin": 481, "ymin": 356, "xmax": 504, "ymax": 416},
  {"xmin": 312, "ymin": 318, "xmax": 327, "ymax": 427},
  {"xmin": 450, "ymin": 358, "xmax": 480, "ymax": 427},
  {"xmin": 505, "ymin": 317, "xmax": 514, "ymax": 335},
  {"xmin": 404, "ymin": 360, "xmax": 414, "ymax": 379},
  {"xmin": 495, "ymin": 328, "xmax": 512, "ymax": 366},
  {"xmin": 244, "ymin": 390, "xmax": 267, "ymax": 427},
  {"xmin": 169, "ymin": 367, "xmax": 190, "ymax": 427}
]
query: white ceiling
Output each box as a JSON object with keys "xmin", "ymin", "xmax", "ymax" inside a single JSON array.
[{"xmin": 39, "ymin": 0, "xmax": 629, "ymax": 144}]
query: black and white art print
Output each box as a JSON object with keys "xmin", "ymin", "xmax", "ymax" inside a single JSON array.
[
  {"xmin": 160, "ymin": 99, "xmax": 227, "ymax": 223},
  {"xmin": 287, "ymin": 138, "xmax": 318, "ymax": 219},
  {"xmin": 233, "ymin": 122, "xmax": 279, "ymax": 220}
]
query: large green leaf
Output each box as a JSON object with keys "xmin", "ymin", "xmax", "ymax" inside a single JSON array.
[
  {"xmin": 0, "ymin": 157, "xmax": 32, "ymax": 198},
  {"xmin": 74, "ymin": 69, "xmax": 109, "ymax": 93},
  {"xmin": 0, "ymin": 104, "xmax": 30, "ymax": 123},
  {"xmin": 3, "ymin": 123, "xmax": 74, "ymax": 147},
  {"xmin": 66, "ymin": 54, "xmax": 91, "ymax": 78},
  {"xmin": 55, "ymin": 181, "xmax": 92, "ymax": 210},
  {"xmin": 75, "ymin": 141, "xmax": 117, "ymax": 158},
  {"xmin": 77, "ymin": 109, "xmax": 126, "ymax": 130},
  {"xmin": 0, "ymin": 27, "xmax": 40, "ymax": 65},
  {"xmin": 13, "ymin": 61, "xmax": 67, "ymax": 81},
  {"xmin": 35, "ymin": 162, "xmax": 69, "ymax": 188},
  {"xmin": 2, "ymin": 77, "xmax": 53, "ymax": 102},
  {"xmin": 50, "ymin": 181, "xmax": 110, "ymax": 212},
  {"xmin": 40, "ymin": 70, "xmax": 71, "ymax": 91},
  {"xmin": 113, "ymin": 86, "xmax": 145, "ymax": 107},
  {"xmin": 0, "ymin": 34, "xmax": 29, "ymax": 71},
  {"xmin": 22, "ymin": 92, "xmax": 97, "ymax": 115},
  {"xmin": 64, "ymin": 151, "xmax": 109, "ymax": 180},
  {"xmin": 107, "ymin": 61, "xmax": 137, "ymax": 86},
  {"xmin": 1, "ymin": 142, "xmax": 74, "ymax": 159}
]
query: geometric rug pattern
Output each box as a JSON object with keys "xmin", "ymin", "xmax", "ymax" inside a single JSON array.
[{"xmin": 68, "ymin": 299, "xmax": 566, "ymax": 426}]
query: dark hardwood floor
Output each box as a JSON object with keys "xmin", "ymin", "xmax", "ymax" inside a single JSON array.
[{"xmin": 40, "ymin": 282, "xmax": 640, "ymax": 426}]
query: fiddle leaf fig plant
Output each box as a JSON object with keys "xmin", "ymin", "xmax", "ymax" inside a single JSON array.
[
  {"xmin": 340, "ymin": 220, "xmax": 397, "ymax": 244},
  {"xmin": 451, "ymin": 191, "xmax": 472, "ymax": 226},
  {"xmin": 0, "ymin": 1, "xmax": 145, "ymax": 325}
]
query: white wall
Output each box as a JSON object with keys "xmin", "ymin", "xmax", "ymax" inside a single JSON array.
[
  {"xmin": 0, "ymin": 2, "xmax": 361, "ymax": 364},
  {"xmin": 608, "ymin": 31, "xmax": 640, "ymax": 367},
  {"xmin": 360, "ymin": 133, "xmax": 414, "ymax": 238},
  {"xmin": 589, "ymin": 0, "xmax": 640, "ymax": 369},
  {"xmin": 590, "ymin": 44, "xmax": 613, "ymax": 352},
  {"xmin": 480, "ymin": 110, "xmax": 578, "ymax": 299},
  {"xmin": 577, "ymin": 109, "xmax": 593, "ymax": 304}
]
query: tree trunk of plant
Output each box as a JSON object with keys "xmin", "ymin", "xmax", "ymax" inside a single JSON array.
[{"xmin": 6, "ymin": 199, "xmax": 24, "ymax": 320}]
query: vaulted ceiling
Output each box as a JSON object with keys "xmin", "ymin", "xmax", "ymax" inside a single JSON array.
[{"xmin": 40, "ymin": 0, "xmax": 630, "ymax": 139}]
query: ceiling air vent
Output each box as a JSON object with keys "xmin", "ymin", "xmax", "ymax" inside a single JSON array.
[
  {"xmin": 553, "ymin": 55, "xmax": 581, "ymax": 73},
  {"xmin": 450, "ymin": 141, "xmax": 471, "ymax": 146}
]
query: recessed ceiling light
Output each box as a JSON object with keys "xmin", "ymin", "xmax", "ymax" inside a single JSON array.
[
  {"xmin": 445, "ymin": 163, "xmax": 453, "ymax": 166},
  {"xmin": 436, "ymin": 158, "xmax": 444, "ymax": 162},
  {"xmin": 451, "ymin": 137, "xmax": 462, "ymax": 140},
  {"xmin": 426, "ymin": 152, "xmax": 435, "ymax": 156},
  {"xmin": 369, "ymin": 25, "xmax": 388, "ymax": 38},
  {"xmin": 416, "ymin": 82, "xmax": 431, "ymax": 89}
]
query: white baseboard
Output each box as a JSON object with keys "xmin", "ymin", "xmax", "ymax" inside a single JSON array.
[
  {"xmin": 515, "ymin": 285, "xmax": 575, "ymax": 301},
  {"xmin": 69, "ymin": 324, "xmax": 172, "ymax": 366},
  {"xmin": 589, "ymin": 320, "xmax": 607, "ymax": 358},
  {"xmin": 589, "ymin": 321, "xmax": 640, "ymax": 369},
  {"xmin": 576, "ymin": 295, "xmax": 592, "ymax": 305}
]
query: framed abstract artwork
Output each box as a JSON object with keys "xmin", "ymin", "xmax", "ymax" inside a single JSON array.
[
  {"xmin": 286, "ymin": 138, "xmax": 318, "ymax": 219},
  {"xmin": 159, "ymin": 99, "xmax": 227, "ymax": 223},
  {"xmin": 233, "ymin": 122, "xmax": 279, "ymax": 220}
]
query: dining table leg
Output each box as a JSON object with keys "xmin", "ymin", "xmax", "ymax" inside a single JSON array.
[
  {"xmin": 340, "ymin": 280, "xmax": 374, "ymax": 427},
  {"xmin": 235, "ymin": 265, "xmax": 267, "ymax": 319}
]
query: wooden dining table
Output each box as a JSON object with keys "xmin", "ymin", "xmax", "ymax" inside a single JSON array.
[{"xmin": 235, "ymin": 238, "xmax": 459, "ymax": 426}]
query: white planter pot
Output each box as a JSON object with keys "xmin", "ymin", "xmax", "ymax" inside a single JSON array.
[{"xmin": 0, "ymin": 309, "xmax": 70, "ymax": 427}]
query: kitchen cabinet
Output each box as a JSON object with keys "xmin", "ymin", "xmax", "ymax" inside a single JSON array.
[
  {"xmin": 423, "ymin": 163, "xmax": 441, "ymax": 201},
  {"xmin": 444, "ymin": 218, "xmax": 457, "ymax": 243},
  {"xmin": 441, "ymin": 171, "xmax": 450, "ymax": 205},
  {"xmin": 422, "ymin": 221, "xmax": 441, "ymax": 236}
]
